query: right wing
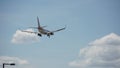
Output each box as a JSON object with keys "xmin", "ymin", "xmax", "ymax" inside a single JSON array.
[{"xmin": 52, "ymin": 26, "xmax": 66, "ymax": 33}]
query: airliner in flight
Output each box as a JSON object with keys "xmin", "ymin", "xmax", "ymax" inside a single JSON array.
[{"xmin": 21, "ymin": 17, "xmax": 66, "ymax": 38}]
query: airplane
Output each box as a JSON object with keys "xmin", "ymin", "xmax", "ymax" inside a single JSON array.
[{"xmin": 21, "ymin": 17, "xmax": 66, "ymax": 38}]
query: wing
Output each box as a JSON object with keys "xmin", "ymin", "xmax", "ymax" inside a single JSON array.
[
  {"xmin": 52, "ymin": 26, "xmax": 66, "ymax": 33},
  {"xmin": 21, "ymin": 30, "xmax": 38, "ymax": 34}
]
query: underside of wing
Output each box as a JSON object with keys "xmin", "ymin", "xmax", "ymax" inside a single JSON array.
[
  {"xmin": 21, "ymin": 30, "xmax": 43, "ymax": 37},
  {"xmin": 52, "ymin": 27, "xmax": 66, "ymax": 33},
  {"xmin": 21, "ymin": 30, "xmax": 38, "ymax": 34}
]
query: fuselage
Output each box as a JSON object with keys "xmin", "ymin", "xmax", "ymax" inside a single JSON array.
[{"xmin": 38, "ymin": 27, "xmax": 50, "ymax": 35}]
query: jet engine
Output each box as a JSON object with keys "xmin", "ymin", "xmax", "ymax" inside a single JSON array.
[
  {"xmin": 38, "ymin": 33, "xmax": 42, "ymax": 37},
  {"xmin": 50, "ymin": 32, "xmax": 54, "ymax": 35}
]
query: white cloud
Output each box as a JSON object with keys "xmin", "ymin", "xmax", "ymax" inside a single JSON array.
[
  {"xmin": 0, "ymin": 56, "xmax": 29, "ymax": 65},
  {"xmin": 11, "ymin": 29, "xmax": 40, "ymax": 44},
  {"xmin": 69, "ymin": 33, "xmax": 120, "ymax": 68}
]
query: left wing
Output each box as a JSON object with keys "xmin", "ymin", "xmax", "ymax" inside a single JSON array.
[
  {"xmin": 21, "ymin": 30, "xmax": 39, "ymax": 34},
  {"xmin": 52, "ymin": 26, "xmax": 66, "ymax": 33}
]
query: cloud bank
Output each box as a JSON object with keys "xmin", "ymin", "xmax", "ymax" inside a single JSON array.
[
  {"xmin": 0, "ymin": 56, "xmax": 29, "ymax": 65},
  {"xmin": 11, "ymin": 29, "xmax": 39, "ymax": 44},
  {"xmin": 69, "ymin": 33, "xmax": 120, "ymax": 68}
]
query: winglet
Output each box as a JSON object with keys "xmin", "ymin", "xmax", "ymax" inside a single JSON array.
[{"xmin": 64, "ymin": 25, "xmax": 67, "ymax": 29}]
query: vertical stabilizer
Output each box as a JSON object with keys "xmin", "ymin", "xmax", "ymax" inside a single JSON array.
[{"xmin": 37, "ymin": 16, "xmax": 40, "ymax": 27}]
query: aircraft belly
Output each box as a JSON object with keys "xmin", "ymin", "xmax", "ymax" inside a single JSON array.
[{"xmin": 39, "ymin": 30, "xmax": 47, "ymax": 34}]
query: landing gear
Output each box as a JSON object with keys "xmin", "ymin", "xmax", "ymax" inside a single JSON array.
[{"xmin": 47, "ymin": 34, "xmax": 50, "ymax": 38}]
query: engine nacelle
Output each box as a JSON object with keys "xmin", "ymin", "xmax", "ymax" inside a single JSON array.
[
  {"xmin": 50, "ymin": 32, "xmax": 54, "ymax": 35},
  {"xmin": 38, "ymin": 33, "xmax": 42, "ymax": 37}
]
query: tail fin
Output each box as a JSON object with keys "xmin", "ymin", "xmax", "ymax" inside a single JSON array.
[{"xmin": 37, "ymin": 16, "xmax": 40, "ymax": 27}]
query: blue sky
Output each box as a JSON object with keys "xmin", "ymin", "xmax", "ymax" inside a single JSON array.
[{"xmin": 0, "ymin": 0, "xmax": 120, "ymax": 68}]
